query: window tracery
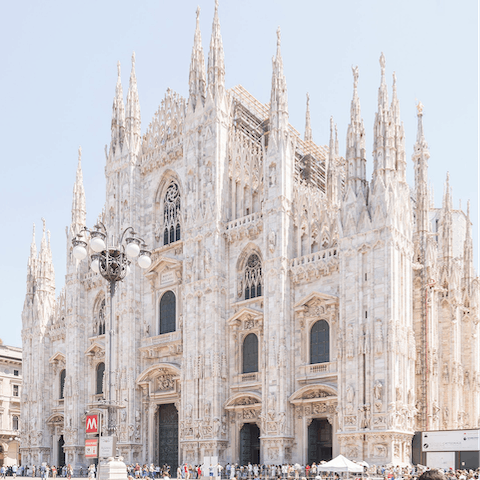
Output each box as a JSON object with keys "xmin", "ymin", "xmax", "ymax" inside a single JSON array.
[
  {"xmin": 163, "ymin": 183, "xmax": 181, "ymax": 245},
  {"xmin": 96, "ymin": 299, "xmax": 106, "ymax": 336},
  {"xmin": 244, "ymin": 254, "xmax": 262, "ymax": 300}
]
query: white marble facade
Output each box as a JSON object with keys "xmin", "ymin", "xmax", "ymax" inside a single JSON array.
[{"xmin": 20, "ymin": 2, "xmax": 479, "ymax": 471}]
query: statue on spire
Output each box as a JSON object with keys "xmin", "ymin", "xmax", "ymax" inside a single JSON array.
[
  {"xmin": 416, "ymin": 100, "xmax": 424, "ymax": 116},
  {"xmin": 379, "ymin": 52, "xmax": 386, "ymax": 74},
  {"xmin": 352, "ymin": 65, "xmax": 359, "ymax": 89},
  {"xmin": 276, "ymin": 26, "xmax": 281, "ymax": 48},
  {"xmin": 78, "ymin": 146, "xmax": 82, "ymax": 161},
  {"xmin": 117, "ymin": 61, "xmax": 121, "ymax": 78}
]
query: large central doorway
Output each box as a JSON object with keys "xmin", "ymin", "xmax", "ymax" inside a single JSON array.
[
  {"xmin": 58, "ymin": 435, "xmax": 65, "ymax": 466},
  {"xmin": 239, "ymin": 423, "xmax": 260, "ymax": 465},
  {"xmin": 308, "ymin": 418, "xmax": 332, "ymax": 464},
  {"xmin": 158, "ymin": 404, "xmax": 178, "ymax": 471}
]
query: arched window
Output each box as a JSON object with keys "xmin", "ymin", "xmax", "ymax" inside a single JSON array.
[
  {"xmin": 164, "ymin": 183, "xmax": 181, "ymax": 246},
  {"xmin": 310, "ymin": 320, "xmax": 330, "ymax": 364},
  {"xmin": 159, "ymin": 291, "xmax": 176, "ymax": 334},
  {"xmin": 98, "ymin": 299, "xmax": 106, "ymax": 335},
  {"xmin": 96, "ymin": 362, "xmax": 105, "ymax": 395},
  {"xmin": 242, "ymin": 333, "xmax": 258, "ymax": 374},
  {"xmin": 244, "ymin": 254, "xmax": 262, "ymax": 300},
  {"xmin": 59, "ymin": 369, "xmax": 66, "ymax": 399},
  {"xmin": 12, "ymin": 415, "xmax": 19, "ymax": 431}
]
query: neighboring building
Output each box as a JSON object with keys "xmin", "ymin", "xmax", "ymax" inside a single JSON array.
[
  {"xmin": 0, "ymin": 343, "xmax": 22, "ymax": 467},
  {"xmin": 20, "ymin": 1, "xmax": 479, "ymax": 471}
]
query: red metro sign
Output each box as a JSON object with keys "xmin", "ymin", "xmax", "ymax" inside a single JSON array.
[{"xmin": 86, "ymin": 414, "xmax": 99, "ymax": 434}]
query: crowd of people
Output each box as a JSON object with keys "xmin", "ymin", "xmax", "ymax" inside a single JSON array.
[{"xmin": 0, "ymin": 463, "xmax": 478, "ymax": 480}]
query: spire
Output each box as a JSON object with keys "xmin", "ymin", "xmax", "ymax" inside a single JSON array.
[
  {"xmin": 26, "ymin": 224, "xmax": 37, "ymax": 299},
  {"xmin": 327, "ymin": 117, "xmax": 339, "ymax": 205},
  {"xmin": 207, "ymin": 0, "xmax": 225, "ymax": 98},
  {"xmin": 269, "ymin": 27, "xmax": 288, "ymax": 131},
  {"xmin": 36, "ymin": 218, "xmax": 55, "ymax": 297},
  {"xmin": 126, "ymin": 52, "xmax": 141, "ymax": 152},
  {"xmin": 441, "ymin": 172, "xmax": 453, "ymax": 261},
  {"xmin": 71, "ymin": 146, "xmax": 86, "ymax": 234},
  {"xmin": 373, "ymin": 53, "xmax": 396, "ymax": 184},
  {"xmin": 378, "ymin": 52, "xmax": 388, "ymax": 111},
  {"xmin": 413, "ymin": 102, "xmax": 430, "ymax": 235},
  {"xmin": 304, "ymin": 93, "xmax": 312, "ymax": 142},
  {"xmin": 345, "ymin": 65, "xmax": 367, "ymax": 196},
  {"xmin": 189, "ymin": 7, "xmax": 206, "ymax": 110},
  {"xmin": 30, "ymin": 224, "xmax": 37, "ymax": 259},
  {"xmin": 111, "ymin": 62, "xmax": 125, "ymax": 153}
]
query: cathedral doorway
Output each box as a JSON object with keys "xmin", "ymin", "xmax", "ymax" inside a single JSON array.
[
  {"xmin": 307, "ymin": 418, "xmax": 332, "ymax": 464},
  {"xmin": 157, "ymin": 404, "xmax": 178, "ymax": 471},
  {"xmin": 239, "ymin": 423, "xmax": 260, "ymax": 465},
  {"xmin": 57, "ymin": 435, "xmax": 65, "ymax": 466}
]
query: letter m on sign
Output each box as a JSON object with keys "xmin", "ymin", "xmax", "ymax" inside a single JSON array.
[{"xmin": 86, "ymin": 414, "xmax": 99, "ymax": 434}]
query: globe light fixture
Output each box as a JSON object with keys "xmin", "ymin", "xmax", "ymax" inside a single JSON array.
[
  {"xmin": 125, "ymin": 240, "xmax": 140, "ymax": 258},
  {"xmin": 72, "ymin": 241, "xmax": 87, "ymax": 260},
  {"xmin": 138, "ymin": 251, "xmax": 152, "ymax": 269}
]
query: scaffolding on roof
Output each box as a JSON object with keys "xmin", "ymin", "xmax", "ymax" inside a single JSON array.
[{"xmin": 229, "ymin": 84, "xmax": 328, "ymax": 192}]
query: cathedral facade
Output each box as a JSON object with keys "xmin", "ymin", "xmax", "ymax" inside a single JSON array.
[{"xmin": 20, "ymin": 1, "xmax": 479, "ymax": 470}]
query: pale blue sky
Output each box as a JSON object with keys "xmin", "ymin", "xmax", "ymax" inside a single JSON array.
[{"xmin": 0, "ymin": 0, "xmax": 478, "ymax": 347}]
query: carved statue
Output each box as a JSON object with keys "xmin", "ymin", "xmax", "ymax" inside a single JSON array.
[
  {"xmin": 185, "ymin": 403, "xmax": 193, "ymax": 420},
  {"xmin": 416, "ymin": 101, "xmax": 424, "ymax": 115},
  {"xmin": 352, "ymin": 65, "xmax": 359, "ymax": 89},
  {"xmin": 373, "ymin": 380, "xmax": 382, "ymax": 400}
]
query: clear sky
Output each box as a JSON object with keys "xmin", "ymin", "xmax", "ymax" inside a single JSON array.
[{"xmin": 0, "ymin": 0, "xmax": 478, "ymax": 347}]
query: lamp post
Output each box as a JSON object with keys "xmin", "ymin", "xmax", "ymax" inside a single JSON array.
[{"xmin": 72, "ymin": 223, "xmax": 151, "ymax": 441}]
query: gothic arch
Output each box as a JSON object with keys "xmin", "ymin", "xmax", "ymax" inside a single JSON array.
[
  {"xmin": 154, "ymin": 169, "xmax": 184, "ymax": 205},
  {"xmin": 235, "ymin": 243, "xmax": 263, "ymax": 273},
  {"xmin": 93, "ymin": 294, "xmax": 106, "ymax": 336}
]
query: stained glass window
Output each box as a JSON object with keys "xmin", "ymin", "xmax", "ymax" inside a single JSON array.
[
  {"xmin": 164, "ymin": 183, "xmax": 181, "ymax": 246},
  {"xmin": 160, "ymin": 291, "xmax": 176, "ymax": 334},
  {"xmin": 242, "ymin": 333, "xmax": 258, "ymax": 373},
  {"xmin": 244, "ymin": 254, "xmax": 262, "ymax": 300},
  {"xmin": 310, "ymin": 320, "xmax": 329, "ymax": 364}
]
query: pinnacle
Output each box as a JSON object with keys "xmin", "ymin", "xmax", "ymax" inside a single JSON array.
[
  {"xmin": 30, "ymin": 223, "xmax": 37, "ymax": 258},
  {"xmin": 189, "ymin": 4, "xmax": 206, "ymax": 109},
  {"xmin": 207, "ymin": 0, "xmax": 225, "ymax": 94},
  {"xmin": 304, "ymin": 93, "xmax": 312, "ymax": 142}
]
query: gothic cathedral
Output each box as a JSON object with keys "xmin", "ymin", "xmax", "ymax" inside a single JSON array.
[{"xmin": 20, "ymin": 1, "xmax": 479, "ymax": 470}]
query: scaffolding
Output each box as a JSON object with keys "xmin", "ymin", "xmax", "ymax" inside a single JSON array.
[{"xmin": 229, "ymin": 85, "xmax": 328, "ymax": 192}]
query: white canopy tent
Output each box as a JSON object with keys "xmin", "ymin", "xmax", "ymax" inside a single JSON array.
[{"xmin": 315, "ymin": 455, "xmax": 364, "ymax": 473}]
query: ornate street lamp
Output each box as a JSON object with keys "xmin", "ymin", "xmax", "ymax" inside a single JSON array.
[{"xmin": 72, "ymin": 223, "xmax": 151, "ymax": 439}]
